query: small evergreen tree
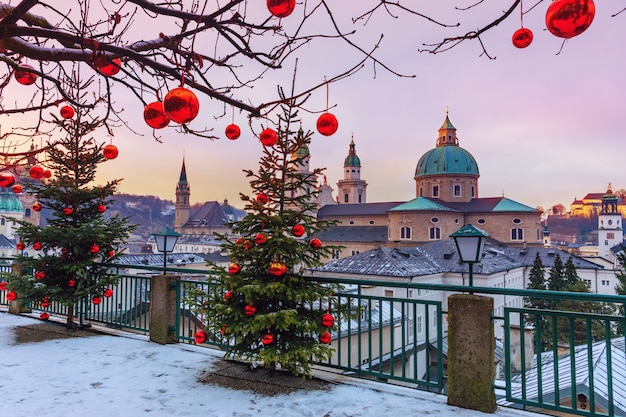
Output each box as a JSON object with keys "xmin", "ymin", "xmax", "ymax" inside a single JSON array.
[
  {"xmin": 563, "ymin": 256, "xmax": 581, "ymax": 289},
  {"xmin": 547, "ymin": 253, "xmax": 566, "ymax": 292},
  {"xmin": 189, "ymin": 93, "xmax": 349, "ymax": 376},
  {"xmin": 615, "ymin": 247, "xmax": 626, "ymax": 334},
  {"xmin": 524, "ymin": 252, "xmax": 550, "ymax": 350},
  {"xmin": 6, "ymin": 110, "xmax": 136, "ymax": 328}
]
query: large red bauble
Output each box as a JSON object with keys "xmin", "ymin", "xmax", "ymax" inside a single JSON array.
[
  {"xmin": 267, "ymin": 0, "xmax": 296, "ymax": 18},
  {"xmin": 268, "ymin": 262, "xmax": 287, "ymax": 277},
  {"xmin": 228, "ymin": 263, "xmax": 241, "ymax": 275},
  {"xmin": 41, "ymin": 297, "xmax": 51, "ymax": 308},
  {"xmin": 35, "ymin": 271, "xmax": 45, "ymax": 280},
  {"xmin": 194, "ymin": 330, "xmax": 207, "ymax": 344},
  {"xmin": 6, "ymin": 291, "xmax": 17, "ymax": 301},
  {"xmin": 546, "ymin": 0, "xmax": 595, "ymax": 39},
  {"xmin": 16, "ymin": 242, "xmax": 26, "ymax": 250},
  {"xmin": 103, "ymin": 144, "xmax": 119, "ymax": 160},
  {"xmin": 32, "ymin": 241, "xmax": 42, "ymax": 250},
  {"xmin": 103, "ymin": 288, "xmax": 113, "ymax": 298},
  {"xmin": 14, "ymin": 64, "xmax": 37, "ymax": 85},
  {"xmin": 244, "ymin": 304, "xmax": 257, "ymax": 317},
  {"xmin": 97, "ymin": 204, "xmax": 106, "ymax": 213},
  {"xmin": 92, "ymin": 296, "xmax": 102, "ymax": 305},
  {"xmin": 33, "ymin": 202, "xmax": 42, "ymax": 212},
  {"xmin": 29, "ymin": 165, "xmax": 44, "ymax": 180},
  {"xmin": 0, "ymin": 172, "xmax": 16, "ymax": 188},
  {"xmin": 97, "ymin": 58, "xmax": 122, "ymax": 76},
  {"xmin": 143, "ymin": 101, "xmax": 171, "ymax": 129},
  {"xmin": 163, "ymin": 87, "xmax": 200, "ymax": 124},
  {"xmin": 90, "ymin": 244, "xmax": 100, "ymax": 254},
  {"xmin": 292, "ymin": 224, "xmax": 305, "ymax": 237},
  {"xmin": 255, "ymin": 233, "xmax": 267, "ymax": 245},
  {"xmin": 225, "ymin": 124, "xmax": 241, "ymax": 140},
  {"xmin": 12, "ymin": 184, "xmax": 23, "ymax": 194},
  {"xmin": 512, "ymin": 28, "xmax": 533, "ymax": 48},
  {"xmin": 256, "ymin": 193, "xmax": 269, "ymax": 204},
  {"xmin": 63, "ymin": 207, "xmax": 73, "ymax": 215},
  {"xmin": 0, "ymin": 281, "xmax": 6, "ymax": 290},
  {"xmin": 309, "ymin": 238, "xmax": 322, "ymax": 249},
  {"xmin": 60, "ymin": 105, "xmax": 75, "ymax": 119},
  {"xmin": 261, "ymin": 332, "xmax": 275, "ymax": 346},
  {"xmin": 319, "ymin": 331, "xmax": 332, "ymax": 344},
  {"xmin": 316, "ymin": 112, "xmax": 339, "ymax": 136},
  {"xmin": 39, "ymin": 312, "xmax": 50, "ymax": 320},
  {"xmin": 321, "ymin": 313, "xmax": 335, "ymax": 328},
  {"xmin": 260, "ymin": 128, "xmax": 278, "ymax": 146}
]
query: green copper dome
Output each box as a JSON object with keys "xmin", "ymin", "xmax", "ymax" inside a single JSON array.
[
  {"xmin": 415, "ymin": 114, "xmax": 479, "ymax": 178},
  {"xmin": 344, "ymin": 140, "xmax": 361, "ymax": 167},
  {"xmin": 0, "ymin": 191, "xmax": 24, "ymax": 213}
]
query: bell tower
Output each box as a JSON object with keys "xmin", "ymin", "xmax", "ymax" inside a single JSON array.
[
  {"xmin": 174, "ymin": 158, "xmax": 190, "ymax": 232},
  {"xmin": 598, "ymin": 183, "xmax": 623, "ymax": 260},
  {"xmin": 336, "ymin": 137, "xmax": 367, "ymax": 204}
]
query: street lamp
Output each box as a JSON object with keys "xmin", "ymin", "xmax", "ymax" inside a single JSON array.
[
  {"xmin": 450, "ymin": 224, "xmax": 489, "ymax": 292},
  {"xmin": 151, "ymin": 227, "xmax": 181, "ymax": 272}
]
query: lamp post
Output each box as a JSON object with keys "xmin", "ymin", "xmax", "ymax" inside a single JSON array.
[
  {"xmin": 151, "ymin": 228, "xmax": 181, "ymax": 272},
  {"xmin": 450, "ymin": 224, "xmax": 489, "ymax": 293}
]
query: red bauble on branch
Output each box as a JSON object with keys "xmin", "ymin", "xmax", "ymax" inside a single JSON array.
[
  {"xmin": 228, "ymin": 263, "xmax": 242, "ymax": 275},
  {"xmin": 103, "ymin": 144, "xmax": 119, "ymax": 160},
  {"xmin": 12, "ymin": 184, "xmax": 23, "ymax": 194},
  {"xmin": 97, "ymin": 58, "xmax": 122, "ymax": 76},
  {"xmin": 68, "ymin": 279, "xmax": 76, "ymax": 287},
  {"xmin": 292, "ymin": 224, "xmax": 305, "ymax": 237},
  {"xmin": 29, "ymin": 165, "xmax": 44, "ymax": 180},
  {"xmin": 261, "ymin": 332, "xmax": 275, "ymax": 346},
  {"xmin": 260, "ymin": 128, "xmax": 278, "ymax": 146},
  {"xmin": 0, "ymin": 281, "xmax": 6, "ymax": 290},
  {"xmin": 316, "ymin": 113, "xmax": 339, "ymax": 136},
  {"xmin": 267, "ymin": 0, "xmax": 296, "ymax": 18},
  {"xmin": 319, "ymin": 331, "xmax": 332, "ymax": 344},
  {"xmin": 0, "ymin": 172, "xmax": 16, "ymax": 188},
  {"xmin": 103, "ymin": 288, "xmax": 113, "ymax": 298},
  {"xmin": 39, "ymin": 312, "xmax": 50, "ymax": 320},
  {"xmin": 16, "ymin": 242, "xmax": 26, "ymax": 251},
  {"xmin": 35, "ymin": 271, "xmax": 45, "ymax": 280},
  {"xmin": 225, "ymin": 124, "xmax": 241, "ymax": 140},
  {"xmin": 546, "ymin": 0, "xmax": 595, "ymax": 39},
  {"xmin": 6, "ymin": 291, "xmax": 17, "ymax": 301},
  {"xmin": 255, "ymin": 233, "xmax": 268, "ymax": 245},
  {"xmin": 163, "ymin": 87, "xmax": 200, "ymax": 124},
  {"xmin": 309, "ymin": 238, "xmax": 322, "ymax": 249},
  {"xmin": 43, "ymin": 169, "xmax": 52, "ymax": 179},
  {"xmin": 90, "ymin": 244, "xmax": 100, "ymax": 254},
  {"xmin": 63, "ymin": 207, "xmax": 73, "ymax": 215},
  {"xmin": 32, "ymin": 202, "xmax": 42, "ymax": 212},
  {"xmin": 92, "ymin": 296, "xmax": 102, "ymax": 305},
  {"xmin": 243, "ymin": 239, "xmax": 253, "ymax": 250},
  {"xmin": 244, "ymin": 304, "xmax": 257, "ymax": 317},
  {"xmin": 97, "ymin": 204, "xmax": 106, "ymax": 213},
  {"xmin": 14, "ymin": 64, "xmax": 37, "ymax": 85},
  {"xmin": 321, "ymin": 313, "xmax": 335, "ymax": 328},
  {"xmin": 32, "ymin": 241, "xmax": 42, "ymax": 250},
  {"xmin": 60, "ymin": 105, "xmax": 75, "ymax": 119},
  {"xmin": 224, "ymin": 290, "xmax": 234, "ymax": 302},
  {"xmin": 194, "ymin": 330, "xmax": 207, "ymax": 344},
  {"xmin": 256, "ymin": 193, "xmax": 269, "ymax": 204},
  {"xmin": 41, "ymin": 297, "xmax": 51, "ymax": 308},
  {"xmin": 512, "ymin": 28, "xmax": 533, "ymax": 48},
  {"xmin": 144, "ymin": 101, "xmax": 171, "ymax": 129},
  {"xmin": 268, "ymin": 262, "xmax": 287, "ymax": 277}
]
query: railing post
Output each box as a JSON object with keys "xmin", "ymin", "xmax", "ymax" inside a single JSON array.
[
  {"xmin": 149, "ymin": 273, "xmax": 178, "ymax": 344},
  {"xmin": 8, "ymin": 262, "xmax": 31, "ymax": 315},
  {"xmin": 447, "ymin": 294, "xmax": 496, "ymax": 413}
]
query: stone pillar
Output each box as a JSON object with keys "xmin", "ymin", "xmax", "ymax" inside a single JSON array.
[
  {"xmin": 8, "ymin": 263, "xmax": 31, "ymax": 315},
  {"xmin": 509, "ymin": 324, "xmax": 534, "ymax": 373},
  {"xmin": 447, "ymin": 294, "xmax": 496, "ymax": 413},
  {"xmin": 149, "ymin": 274, "xmax": 178, "ymax": 344}
]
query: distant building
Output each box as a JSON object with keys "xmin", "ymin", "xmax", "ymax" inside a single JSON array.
[{"xmin": 570, "ymin": 188, "xmax": 626, "ymax": 217}]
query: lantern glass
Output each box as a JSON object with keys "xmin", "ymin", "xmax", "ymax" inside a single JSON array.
[
  {"xmin": 152, "ymin": 228, "xmax": 180, "ymax": 253},
  {"xmin": 450, "ymin": 224, "xmax": 489, "ymax": 263}
]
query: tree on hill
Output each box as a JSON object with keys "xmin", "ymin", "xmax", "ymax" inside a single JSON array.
[
  {"xmin": 3, "ymin": 107, "xmax": 136, "ymax": 328},
  {"xmin": 524, "ymin": 252, "xmax": 550, "ymax": 350}
]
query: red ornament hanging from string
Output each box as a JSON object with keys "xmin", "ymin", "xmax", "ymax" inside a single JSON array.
[
  {"xmin": 261, "ymin": 332, "xmax": 275, "ymax": 346},
  {"xmin": 103, "ymin": 288, "xmax": 113, "ymax": 298},
  {"xmin": 321, "ymin": 313, "xmax": 335, "ymax": 328},
  {"xmin": 267, "ymin": 0, "xmax": 296, "ymax": 18},
  {"xmin": 0, "ymin": 281, "xmax": 6, "ymax": 290},
  {"xmin": 220, "ymin": 324, "xmax": 228, "ymax": 335},
  {"xmin": 243, "ymin": 239, "xmax": 253, "ymax": 250},
  {"xmin": 29, "ymin": 165, "xmax": 44, "ymax": 180},
  {"xmin": 228, "ymin": 263, "xmax": 242, "ymax": 275},
  {"xmin": 35, "ymin": 271, "xmax": 45, "ymax": 280},
  {"xmin": 256, "ymin": 193, "xmax": 269, "ymax": 204},
  {"xmin": 43, "ymin": 169, "xmax": 52, "ymax": 179},
  {"xmin": 163, "ymin": 87, "xmax": 200, "ymax": 124},
  {"xmin": 268, "ymin": 262, "xmax": 287, "ymax": 277},
  {"xmin": 97, "ymin": 57, "xmax": 122, "ymax": 77},
  {"xmin": 68, "ymin": 279, "xmax": 76, "ymax": 287},
  {"xmin": 319, "ymin": 331, "xmax": 332, "ymax": 344},
  {"xmin": 194, "ymin": 330, "xmax": 207, "ymax": 344},
  {"xmin": 90, "ymin": 244, "xmax": 100, "ymax": 254},
  {"xmin": 244, "ymin": 304, "xmax": 257, "ymax": 317},
  {"xmin": 32, "ymin": 241, "xmax": 42, "ymax": 250},
  {"xmin": 144, "ymin": 101, "xmax": 171, "ymax": 129},
  {"xmin": 92, "ymin": 296, "xmax": 102, "ymax": 305},
  {"xmin": 16, "ymin": 242, "xmax": 26, "ymax": 251},
  {"xmin": 309, "ymin": 238, "xmax": 322, "ymax": 249},
  {"xmin": 225, "ymin": 124, "xmax": 241, "ymax": 140},
  {"xmin": 60, "ymin": 105, "xmax": 75, "ymax": 119},
  {"xmin": 316, "ymin": 113, "xmax": 339, "ymax": 136},
  {"xmin": 6, "ymin": 291, "xmax": 17, "ymax": 301},
  {"xmin": 103, "ymin": 144, "xmax": 119, "ymax": 160},
  {"xmin": 63, "ymin": 207, "xmax": 73, "ymax": 215},
  {"xmin": 255, "ymin": 233, "xmax": 268, "ymax": 245},
  {"xmin": 292, "ymin": 224, "xmax": 305, "ymax": 237},
  {"xmin": 14, "ymin": 64, "xmax": 37, "ymax": 85},
  {"xmin": 512, "ymin": 28, "xmax": 533, "ymax": 48},
  {"xmin": 224, "ymin": 290, "xmax": 234, "ymax": 302},
  {"xmin": 39, "ymin": 312, "xmax": 50, "ymax": 320},
  {"xmin": 97, "ymin": 204, "xmax": 106, "ymax": 213},
  {"xmin": 33, "ymin": 202, "xmax": 42, "ymax": 212},
  {"xmin": 545, "ymin": 0, "xmax": 595, "ymax": 39},
  {"xmin": 0, "ymin": 172, "xmax": 16, "ymax": 188},
  {"xmin": 12, "ymin": 184, "xmax": 23, "ymax": 194},
  {"xmin": 41, "ymin": 297, "xmax": 51, "ymax": 308},
  {"xmin": 260, "ymin": 128, "xmax": 278, "ymax": 146}
]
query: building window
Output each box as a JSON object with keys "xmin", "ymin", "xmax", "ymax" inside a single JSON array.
[
  {"xmin": 344, "ymin": 194, "xmax": 349, "ymax": 203},
  {"xmin": 358, "ymin": 194, "xmax": 362, "ymax": 203},
  {"xmin": 419, "ymin": 187, "xmax": 423, "ymax": 197},
  {"xmin": 0, "ymin": 218, "xmax": 4, "ymax": 226},
  {"xmin": 471, "ymin": 186, "xmax": 475, "ymax": 197},
  {"xmin": 454, "ymin": 184, "xmax": 461, "ymax": 197},
  {"xmin": 384, "ymin": 290, "xmax": 394, "ymax": 297},
  {"xmin": 400, "ymin": 226, "xmax": 411, "ymax": 239},
  {"xmin": 477, "ymin": 218, "xmax": 486, "ymax": 225},
  {"xmin": 607, "ymin": 232, "xmax": 615, "ymax": 239},
  {"xmin": 417, "ymin": 316, "xmax": 423, "ymax": 335},
  {"xmin": 429, "ymin": 226, "xmax": 441, "ymax": 240},
  {"xmin": 432, "ymin": 185, "xmax": 439, "ymax": 197},
  {"xmin": 511, "ymin": 227, "xmax": 524, "ymax": 241},
  {"xmin": 351, "ymin": 250, "xmax": 360, "ymax": 256},
  {"xmin": 513, "ymin": 218, "xmax": 522, "ymax": 224},
  {"xmin": 431, "ymin": 217, "xmax": 439, "ymax": 223},
  {"xmin": 25, "ymin": 208, "xmax": 31, "ymax": 218},
  {"xmin": 331, "ymin": 249, "xmax": 340, "ymax": 260}
]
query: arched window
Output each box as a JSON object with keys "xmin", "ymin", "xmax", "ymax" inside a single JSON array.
[
  {"xmin": 344, "ymin": 194, "xmax": 349, "ymax": 203},
  {"xmin": 400, "ymin": 227, "xmax": 411, "ymax": 240},
  {"xmin": 358, "ymin": 194, "xmax": 362, "ymax": 203},
  {"xmin": 511, "ymin": 228, "xmax": 524, "ymax": 241},
  {"xmin": 429, "ymin": 226, "xmax": 441, "ymax": 240}
]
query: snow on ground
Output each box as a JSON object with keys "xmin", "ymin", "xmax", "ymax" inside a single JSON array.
[{"xmin": 0, "ymin": 312, "xmax": 535, "ymax": 417}]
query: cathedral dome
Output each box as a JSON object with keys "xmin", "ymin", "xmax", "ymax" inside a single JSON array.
[
  {"xmin": 344, "ymin": 140, "xmax": 361, "ymax": 167},
  {"xmin": 0, "ymin": 191, "xmax": 24, "ymax": 213}
]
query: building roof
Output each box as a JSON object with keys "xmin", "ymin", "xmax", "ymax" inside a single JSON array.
[
  {"xmin": 418, "ymin": 240, "xmax": 521, "ymax": 275},
  {"xmin": 440, "ymin": 197, "xmax": 538, "ymax": 213},
  {"xmin": 0, "ymin": 191, "xmax": 24, "ymax": 212},
  {"xmin": 344, "ymin": 140, "xmax": 361, "ymax": 167},
  {"xmin": 415, "ymin": 144, "xmax": 479, "ymax": 178},
  {"xmin": 389, "ymin": 197, "xmax": 459, "ymax": 212},
  {"xmin": 184, "ymin": 201, "xmax": 229, "ymax": 228},
  {"xmin": 114, "ymin": 252, "xmax": 207, "ymax": 267},
  {"xmin": 497, "ymin": 246, "xmax": 604, "ymax": 270},
  {"xmin": 315, "ymin": 226, "xmax": 388, "ymax": 243},
  {"xmin": 317, "ymin": 202, "xmax": 405, "ymax": 217}
]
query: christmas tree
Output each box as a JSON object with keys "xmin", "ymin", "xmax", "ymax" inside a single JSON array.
[
  {"xmin": 189, "ymin": 97, "xmax": 348, "ymax": 377},
  {"xmin": 6, "ymin": 109, "xmax": 136, "ymax": 328}
]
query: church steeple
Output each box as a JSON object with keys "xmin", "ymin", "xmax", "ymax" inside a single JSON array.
[
  {"xmin": 174, "ymin": 157, "xmax": 190, "ymax": 232},
  {"xmin": 436, "ymin": 107, "xmax": 459, "ymax": 147},
  {"xmin": 337, "ymin": 135, "xmax": 367, "ymax": 204},
  {"xmin": 598, "ymin": 183, "xmax": 623, "ymax": 261}
]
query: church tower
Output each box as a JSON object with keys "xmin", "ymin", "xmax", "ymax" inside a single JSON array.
[
  {"xmin": 336, "ymin": 137, "xmax": 367, "ymax": 204},
  {"xmin": 598, "ymin": 183, "xmax": 623, "ymax": 260},
  {"xmin": 174, "ymin": 158, "xmax": 190, "ymax": 232}
]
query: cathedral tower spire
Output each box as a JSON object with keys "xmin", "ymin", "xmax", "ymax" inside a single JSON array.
[
  {"xmin": 336, "ymin": 135, "xmax": 367, "ymax": 204},
  {"xmin": 174, "ymin": 157, "xmax": 190, "ymax": 231}
]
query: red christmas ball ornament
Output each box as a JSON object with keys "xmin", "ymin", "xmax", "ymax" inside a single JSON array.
[
  {"xmin": 321, "ymin": 313, "xmax": 335, "ymax": 328},
  {"xmin": 103, "ymin": 144, "xmax": 119, "ymax": 160},
  {"xmin": 546, "ymin": 0, "xmax": 595, "ymax": 39},
  {"xmin": 236, "ymin": 237, "xmax": 243, "ymax": 245},
  {"xmin": 194, "ymin": 330, "xmax": 207, "ymax": 344},
  {"xmin": 32, "ymin": 241, "xmax": 42, "ymax": 251},
  {"xmin": 0, "ymin": 281, "xmax": 6, "ymax": 290},
  {"xmin": 261, "ymin": 332, "xmax": 275, "ymax": 346},
  {"xmin": 92, "ymin": 296, "xmax": 102, "ymax": 305},
  {"xmin": 268, "ymin": 262, "xmax": 287, "ymax": 277},
  {"xmin": 12, "ymin": 184, "xmax": 23, "ymax": 194},
  {"xmin": 108, "ymin": 250, "xmax": 115, "ymax": 258},
  {"xmin": 256, "ymin": 193, "xmax": 269, "ymax": 204},
  {"xmin": 143, "ymin": 101, "xmax": 171, "ymax": 129},
  {"xmin": 309, "ymin": 238, "xmax": 322, "ymax": 249},
  {"xmin": 68, "ymin": 279, "xmax": 76, "ymax": 287},
  {"xmin": 0, "ymin": 172, "xmax": 16, "ymax": 188},
  {"xmin": 267, "ymin": 0, "xmax": 296, "ymax": 18},
  {"xmin": 29, "ymin": 165, "xmax": 44, "ymax": 180},
  {"xmin": 316, "ymin": 112, "xmax": 339, "ymax": 136},
  {"xmin": 60, "ymin": 105, "xmax": 75, "ymax": 119},
  {"xmin": 16, "ymin": 242, "xmax": 26, "ymax": 251},
  {"xmin": 97, "ymin": 57, "xmax": 122, "ymax": 77},
  {"xmin": 292, "ymin": 224, "xmax": 305, "ymax": 237},
  {"xmin": 220, "ymin": 324, "xmax": 228, "ymax": 335},
  {"xmin": 39, "ymin": 312, "xmax": 50, "ymax": 321},
  {"xmin": 6, "ymin": 291, "xmax": 17, "ymax": 301},
  {"xmin": 224, "ymin": 290, "xmax": 234, "ymax": 302},
  {"xmin": 244, "ymin": 304, "xmax": 257, "ymax": 317},
  {"xmin": 228, "ymin": 263, "xmax": 241, "ymax": 275},
  {"xmin": 103, "ymin": 288, "xmax": 113, "ymax": 298},
  {"xmin": 41, "ymin": 297, "xmax": 51, "ymax": 308},
  {"xmin": 260, "ymin": 128, "xmax": 278, "ymax": 146},
  {"xmin": 225, "ymin": 124, "xmax": 241, "ymax": 140},
  {"xmin": 97, "ymin": 204, "xmax": 106, "ymax": 213},
  {"xmin": 14, "ymin": 64, "xmax": 37, "ymax": 85},
  {"xmin": 33, "ymin": 202, "xmax": 42, "ymax": 212},
  {"xmin": 63, "ymin": 207, "xmax": 73, "ymax": 215},
  {"xmin": 90, "ymin": 244, "xmax": 100, "ymax": 254},
  {"xmin": 61, "ymin": 247, "xmax": 68, "ymax": 256},
  {"xmin": 512, "ymin": 28, "xmax": 534, "ymax": 48},
  {"xmin": 163, "ymin": 87, "xmax": 200, "ymax": 124},
  {"xmin": 43, "ymin": 170, "xmax": 52, "ymax": 179},
  {"xmin": 35, "ymin": 271, "xmax": 45, "ymax": 280},
  {"xmin": 255, "ymin": 233, "xmax": 267, "ymax": 245},
  {"xmin": 243, "ymin": 239, "xmax": 253, "ymax": 250},
  {"xmin": 319, "ymin": 331, "xmax": 332, "ymax": 344}
]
